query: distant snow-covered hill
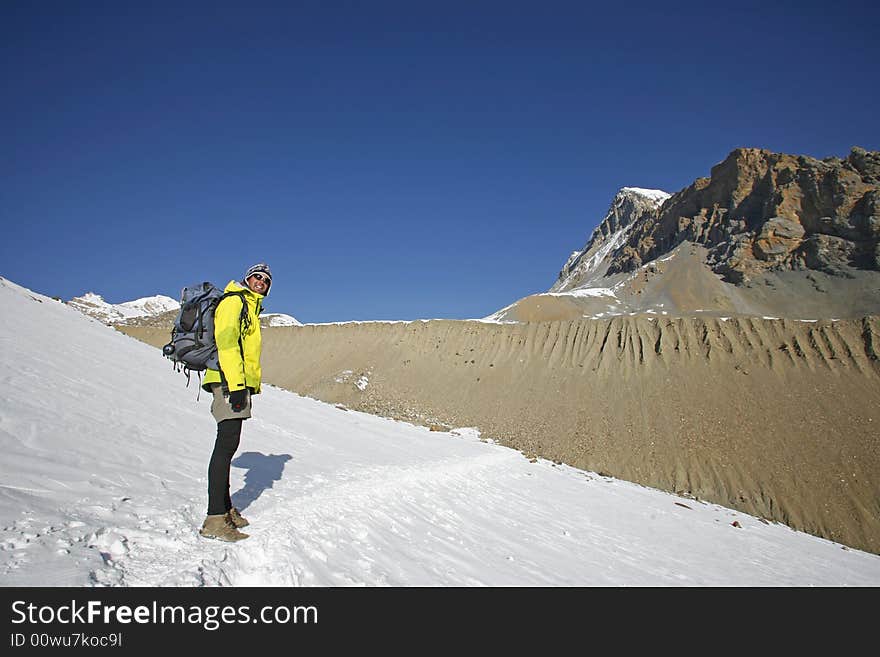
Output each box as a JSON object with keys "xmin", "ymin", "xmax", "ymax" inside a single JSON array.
[
  {"xmin": 68, "ymin": 292, "xmax": 179, "ymax": 325},
  {"xmin": 69, "ymin": 292, "xmax": 302, "ymax": 328},
  {"xmin": 263, "ymin": 313, "xmax": 303, "ymax": 327}
]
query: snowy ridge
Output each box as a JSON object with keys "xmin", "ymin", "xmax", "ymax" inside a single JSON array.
[
  {"xmin": 70, "ymin": 290, "xmax": 304, "ymax": 328},
  {"xmin": 2, "ymin": 275, "xmax": 879, "ymax": 586},
  {"xmin": 263, "ymin": 313, "xmax": 303, "ymax": 327},
  {"xmin": 68, "ymin": 291, "xmax": 179, "ymax": 324},
  {"xmin": 479, "ymin": 301, "xmax": 519, "ymax": 323},
  {"xmin": 118, "ymin": 295, "xmax": 180, "ymax": 316},
  {"xmin": 621, "ymin": 186, "xmax": 672, "ymax": 203}
]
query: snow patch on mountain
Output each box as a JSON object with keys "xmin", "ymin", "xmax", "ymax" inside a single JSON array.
[
  {"xmin": 621, "ymin": 187, "xmax": 672, "ymax": 203},
  {"xmin": 263, "ymin": 313, "xmax": 303, "ymax": 327},
  {"xmin": 479, "ymin": 301, "xmax": 522, "ymax": 324},
  {"xmin": 557, "ymin": 222, "xmax": 638, "ymax": 289},
  {"xmin": 546, "ymin": 286, "xmax": 617, "ymax": 299},
  {"xmin": 119, "ymin": 295, "xmax": 180, "ymax": 316}
]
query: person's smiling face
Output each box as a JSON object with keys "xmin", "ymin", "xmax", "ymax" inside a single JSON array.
[{"xmin": 247, "ymin": 272, "xmax": 270, "ymax": 294}]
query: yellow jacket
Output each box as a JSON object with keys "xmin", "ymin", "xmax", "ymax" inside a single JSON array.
[{"xmin": 202, "ymin": 280, "xmax": 264, "ymax": 393}]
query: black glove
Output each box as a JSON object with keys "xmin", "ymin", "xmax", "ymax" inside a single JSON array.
[{"xmin": 229, "ymin": 389, "xmax": 248, "ymax": 413}]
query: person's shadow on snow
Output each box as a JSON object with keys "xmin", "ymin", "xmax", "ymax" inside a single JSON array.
[{"xmin": 230, "ymin": 452, "xmax": 292, "ymax": 512}]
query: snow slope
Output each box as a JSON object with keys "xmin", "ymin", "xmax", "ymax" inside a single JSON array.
[{"xmin": 1, "ymin": 276, "xmax": 879, "ymax": 586}]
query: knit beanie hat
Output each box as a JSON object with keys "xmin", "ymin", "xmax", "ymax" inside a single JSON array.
[{"xmin": 243, "ymin": 263, "xmax": 272, "ymax": 294}]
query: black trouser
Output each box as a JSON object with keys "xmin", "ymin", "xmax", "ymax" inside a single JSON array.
[{"xmin": 207, "ymin": 418, "xmax": 242, "ymax": 515}]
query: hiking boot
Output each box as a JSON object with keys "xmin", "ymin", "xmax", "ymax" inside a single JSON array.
[
  {"xmin": 199, "ymin": 514, "xmax": 249, "ymax": 542},
  {"xmin": 227, "ymin": 507, "xmax": 250, "ymax": 528}
]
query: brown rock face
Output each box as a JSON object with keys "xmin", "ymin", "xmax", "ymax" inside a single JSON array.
[
  {"xmin": 606, "ymin": 147, "xmax": 880, "ymax": 283},
  {"xmin": 754, "ymin": 216, "xmax": 806, "ymax": 261}
]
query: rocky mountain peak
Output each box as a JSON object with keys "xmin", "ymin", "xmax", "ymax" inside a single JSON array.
[
  {"xmin": 488, "ymin": 146, "xmax": 880, "ymax": 323},
  {"xmin": 846, "ymin": 146, "xmax": 880, "ymax": 184},
  {"xmin": 551, "ymin": 187, "xmax": 671, "ymax": 292},
  {"xmin": 606, "ymin": 146, "xmax": 880, "ymax": 283}
]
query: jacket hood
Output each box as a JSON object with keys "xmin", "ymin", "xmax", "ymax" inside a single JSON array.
[{"xmin": 225, "ymin": 279, "xmax": 265, "ymax": 299}]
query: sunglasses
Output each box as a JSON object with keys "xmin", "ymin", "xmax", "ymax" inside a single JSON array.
[{"xmin": 250, "ymin": 273, "xmax": 270, "ymax": 283}]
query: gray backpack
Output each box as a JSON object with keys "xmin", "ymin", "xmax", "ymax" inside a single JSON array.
[{"xmin": 162, "ymin": 282, "xmax": 249, "ymax": 384}]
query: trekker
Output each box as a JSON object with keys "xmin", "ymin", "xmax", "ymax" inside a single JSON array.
[{"xmin": 198, "ymin": 263, "xmax": 272, "ymax": 542}]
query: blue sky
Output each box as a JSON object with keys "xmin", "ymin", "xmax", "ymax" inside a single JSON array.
[{"xmin": 3, "ymin": 1, "xmax": 878, "ymax": 322}]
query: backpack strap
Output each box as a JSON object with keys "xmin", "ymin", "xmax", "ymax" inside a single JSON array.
[
  {"xmin": 217, "ymin": 291, "xmax": 250, "ymax": 333},
  {"xmin": 215, "ymin": 291, "xmax": 250, "ymax": 391}
]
